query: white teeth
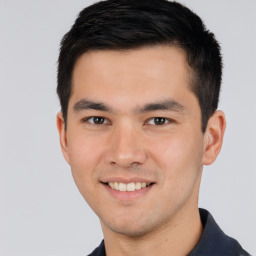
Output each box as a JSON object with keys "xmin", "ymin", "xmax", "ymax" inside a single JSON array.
[
  {"xmin": 119, "ymin": 183, "xmax": 126, "ymax": 192},
  {"xmin": 114, "ymin": 182, "xmax": 119, "ymax": 190},
  {"xmin": 135, "ymin": 182, "xmax": 141, "ymax": 190},
  {"xmin": 127, "ymin": 183, "xmax": 135, "ymax": 191},
  {"xmin": 107, "ymin": 182, "xmax": 151, "ymax": 191},
  {"xmin": 109, "ymin": 182, "xmax": 115, "ymax": 189}
]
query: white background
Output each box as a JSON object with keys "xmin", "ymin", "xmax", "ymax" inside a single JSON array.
[{"xmin": 0, "ymin": 0, "xmax": 255, "ymax": 255}]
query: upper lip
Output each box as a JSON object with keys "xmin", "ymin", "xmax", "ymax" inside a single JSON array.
[{"xmin": 100, "ymin": 177, "xmax": 155, "ymax": 184}]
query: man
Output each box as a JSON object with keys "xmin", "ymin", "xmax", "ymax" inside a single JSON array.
[{"xmin": 56, "ymin": 0, "xmax": 250, "ymax": 255}]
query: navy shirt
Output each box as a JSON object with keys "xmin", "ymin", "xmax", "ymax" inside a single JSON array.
[{"xmin": 88, "ymin": 209, "xmax": 250, "ymax": 256}]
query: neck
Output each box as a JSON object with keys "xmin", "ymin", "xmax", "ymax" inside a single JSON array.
[{"xmin": 102, "ymin": 206, "xmax": 203, "ymax": 256}]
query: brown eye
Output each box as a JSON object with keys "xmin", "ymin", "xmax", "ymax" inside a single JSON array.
[
  {"xmin": 92, "ymin": 117, "xmax": 105, "ymax": 124},
  {"xmin": 146, "ymin": 117, "xmax": 172, "ymax": 126},
  {"xmin": 154, "ymin": 117, "xmax": 166, "ymax": 125},
  {"xmin": 84, "ymin": 116, "xmax": 108, "ymax": 125}
]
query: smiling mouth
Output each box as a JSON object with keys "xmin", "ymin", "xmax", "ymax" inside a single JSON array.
[{"xmin": 104, "ymin": 182, "xmax": 154, "ymax": 192}]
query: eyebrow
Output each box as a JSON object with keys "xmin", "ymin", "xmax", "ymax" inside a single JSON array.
[
  {"xmin": 73, "ymin": 98, "xmax": 185, "ymax": 114},
  {"xmin": 137, "ymin": 100, "xmax": 185, "ymax": 113},
  {"xmin": 73, "ymin": 99, "xmax": 112, "ymax": 112}
]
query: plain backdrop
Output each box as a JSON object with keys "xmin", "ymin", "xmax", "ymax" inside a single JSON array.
[{"xmin": 0, "ymin": 0, "xmax": 255, "ymax": 255}]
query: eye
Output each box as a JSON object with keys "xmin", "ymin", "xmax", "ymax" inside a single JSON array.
[
  {"xmin": 147, "ymin": 117, "xmax": 172, "ymax": 125},
  {"xmin": 83, "ymin": 116, "xmax": 110, "ymax": 125}
]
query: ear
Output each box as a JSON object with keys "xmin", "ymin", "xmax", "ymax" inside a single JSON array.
[
  {"xmin": 56, "ymin": 112, "xmax": 70, "ymax": 164},
  {"xmin": 202, "ymin": 110, "xmax": 226, "ymax": 165}
]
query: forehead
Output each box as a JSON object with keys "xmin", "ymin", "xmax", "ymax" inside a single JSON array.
[{"xmin": 70, "ymin": 45, "xmax": 194, "ymax": 111}]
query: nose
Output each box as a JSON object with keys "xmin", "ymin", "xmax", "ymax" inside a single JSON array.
[{"xmin": 105, "ymin": 122, "xmax": 148, "ymax": 168}]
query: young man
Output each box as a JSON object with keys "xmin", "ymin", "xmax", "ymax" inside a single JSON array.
[{"xmin": 56, "ymin": 0, "xmax": 250, "ymax": 255}]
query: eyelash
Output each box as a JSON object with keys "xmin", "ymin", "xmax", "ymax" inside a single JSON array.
[
  {"xmin": 82, "ymin": 116, "xmax": 174, "ymax": 126},
  {"xmin": 146, "ymin": 117, "xmax": 173, "ymax": 126},
  {"xmin": 82, "ymin": 116, "xmax": 111, "ymax": 125}
]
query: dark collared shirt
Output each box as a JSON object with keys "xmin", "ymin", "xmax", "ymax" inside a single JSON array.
[{"xmin": 88, "ymin": 208, "xmax": 250, "ymax": 256}]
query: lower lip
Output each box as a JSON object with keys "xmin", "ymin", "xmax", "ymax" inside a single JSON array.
[{"xmin": 102, "ymin": 183, "xmax": 154, "ymax": 201}]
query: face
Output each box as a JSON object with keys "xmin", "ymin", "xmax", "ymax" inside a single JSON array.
[{"xmin": 57, "ymin": 45, "xmax": 224, "ymax": 237}]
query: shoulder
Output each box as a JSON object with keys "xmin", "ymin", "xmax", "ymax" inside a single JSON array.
[
  {"xmin": 189, "ymin": 208, "xmax": 251, "ymax": 256},
  {"xmin": 87, "ymin": 240, "xmax": 105, "ymax": 256}
]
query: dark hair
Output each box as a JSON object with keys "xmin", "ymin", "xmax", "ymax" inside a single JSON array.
[{"xmin": 57, "ymin": 0, "xmax": 222, "ymax": 132}]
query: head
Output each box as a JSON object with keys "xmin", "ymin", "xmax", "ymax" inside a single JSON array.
[
  {"xmin": 57, "ymin": 0, "xmax": 222, "ymax": 132},
  {"xmin": 56, "ymin": 0, "xmax": 226, "ymax": 239}
]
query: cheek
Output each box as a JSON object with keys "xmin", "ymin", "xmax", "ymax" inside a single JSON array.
[
  {"xmin": 67, "ymin": 135, "xmax": 104, "ymax": 211},
  {"xmin": 149, "ymin": 131, "xmax": 204, "ymax": 181},
  {"xmin": 149, "ymin": 133, "xmax": 203, "ymax": 210},
  {"xmin": 67, "ymin": 133, "xmax": 104, "ymax": 189},
  {"xmin": 150, "ymin": 134, "xmax": 189, "ymax": 167},
  {"xmin": 68, "ymin": 131, "xmax": 102, "ymax": 165}
]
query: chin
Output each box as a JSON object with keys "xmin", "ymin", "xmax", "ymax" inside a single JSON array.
[
  {"xmin": 102, "ymin": 217, "xmax": 159, "ymax": 238},
  {"xmin": 110, "ymin": 225, "xmax": 152, "ymax": 237}
]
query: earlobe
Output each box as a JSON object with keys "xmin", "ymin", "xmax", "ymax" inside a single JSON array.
[
  {"xmin": 56, "ymin": 112, "xmax": 70, "ymax": 164},
  {"xmin": 202, "ymin": 110, "xmax": 226, "ymax": 165}
]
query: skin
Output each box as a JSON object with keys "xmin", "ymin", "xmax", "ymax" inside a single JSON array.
[{"xmin": 57, "ymin": 45, "xmax": 226, "ymax": 256}]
